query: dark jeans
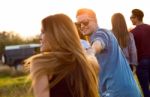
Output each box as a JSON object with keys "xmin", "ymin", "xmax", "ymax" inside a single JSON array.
[{"xmin": 136, "ymin": 58, "xmax": 150, "ymax": 97}]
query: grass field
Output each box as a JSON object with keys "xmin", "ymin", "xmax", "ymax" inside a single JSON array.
[{"xmin": 0, "ymin": 65, "xmax": 33, "ymax": 97}]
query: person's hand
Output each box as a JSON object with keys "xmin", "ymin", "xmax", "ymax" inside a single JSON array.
[
  {"xmin": 132, "ymin": 65, "xmax": 136, "ymax": 74},
  {"xmin": 92, "ymin": 40, "xmax": 103, "ymax": 54}
]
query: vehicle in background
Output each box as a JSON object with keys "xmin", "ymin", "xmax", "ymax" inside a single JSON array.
[{"xmin": 1, "ymin": 44, "xmax": 40, "ymax": 69}]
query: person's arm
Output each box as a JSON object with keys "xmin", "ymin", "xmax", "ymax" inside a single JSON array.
[
  {"xmin": 30, "ymin": 64, "xmax": 50, "ymax": 97},
  {"xmin": 129, "ymin": 33, "xmax": 138, "ymax": 73},
  {"xmin": 91, "ymin": 40, "xmax": 105, "ymax": 54},
  {"xmin": 33, "ymin": 75, "xmax": 50, "ymax": 97}
]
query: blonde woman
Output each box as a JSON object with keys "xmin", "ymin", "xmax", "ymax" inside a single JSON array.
[{"xmin": 25, "ymin": 14, "xmax": 99, "ymax": 97}]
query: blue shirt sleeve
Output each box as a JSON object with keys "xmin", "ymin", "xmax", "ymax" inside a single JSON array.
[{"xmin": 91, "ymin": 30, "xmax": 109, "ymax": 51}]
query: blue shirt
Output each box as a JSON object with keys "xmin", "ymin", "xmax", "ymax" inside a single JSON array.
[{"xmin": 90, "ymin": 28, "xmax": 141, "ymax": 97}]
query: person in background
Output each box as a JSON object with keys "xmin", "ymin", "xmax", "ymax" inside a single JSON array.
[
  {"xmin": 76, "ymin": 8, "xmax": 142, "ymax": 97},
  {"xmin": 130, "ymin": 8, "xmax": 150, "ymax": 97},
  {"xmin": 111, "ymin": 12, "xmax": 138, "ymax": 73},
  {"xmin": 25, "ymin": 13, "xmax": 99, "ymax": 97},
  {"xmin": 75, "ymin": 22, "xmax": 90, "ymax": 50}
]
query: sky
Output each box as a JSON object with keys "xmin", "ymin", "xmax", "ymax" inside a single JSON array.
[{"xmin": 0, "ymin": 0, "xmax": 150, "ymax": 38}]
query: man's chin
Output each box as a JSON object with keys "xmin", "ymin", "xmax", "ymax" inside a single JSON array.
[{"xmin": 82, "ymin": 32, "xmax": 87, "ymax": 35}]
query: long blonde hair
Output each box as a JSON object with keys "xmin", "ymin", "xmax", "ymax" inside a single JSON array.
[
  {"xmin": 111, "ymin": 13, "xmax": 129, "ymax": 48},
  {"xmin": 26, "ymin": 14, "xmax": 99, "ymax": 97}
]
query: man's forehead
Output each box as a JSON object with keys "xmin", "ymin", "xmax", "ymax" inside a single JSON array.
[{"xmin": 77, "ymin": 14, "xmax": 90, "ymax": 22}]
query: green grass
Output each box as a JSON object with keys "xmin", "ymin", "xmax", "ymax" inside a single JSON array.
[{"xmin": 0, "ymin": 66, "xmax": 33, "ymax": 97}]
